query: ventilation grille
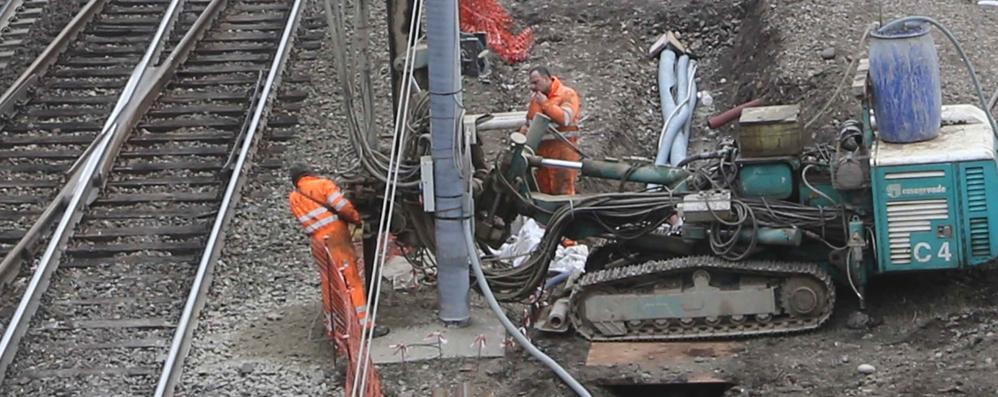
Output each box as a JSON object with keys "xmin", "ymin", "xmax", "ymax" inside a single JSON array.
[
  {"xmin": 966, "ymin": 167, "xmax": 987, "ymax": 212},
  {"xmin": 887, "ymin": 199, "xmax": 948, "ymax": 264},
  {"xmin": 965, "ymin": 167, "xmax": 989, "ymax": 258},
  {"xmin": 970, "ymin": 218, "xmax": 990, "ymax": 257}
]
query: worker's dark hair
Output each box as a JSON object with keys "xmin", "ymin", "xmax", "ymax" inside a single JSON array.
[
  {"xmin": 528, "ymin": 65, "xmax": 552, "ymax": 78},
  {"xmin": 289, "ymin": 162, "xmax": 312, "ymax": 185}
]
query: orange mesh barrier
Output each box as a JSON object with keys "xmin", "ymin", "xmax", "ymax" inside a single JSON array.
[
  {"xmin": 311, "ymin": 238, "xmax": 383, "ymax": 397},
  {"xmin": 460, "ymin": 0, "xmax": 533, "ymax": 63}
]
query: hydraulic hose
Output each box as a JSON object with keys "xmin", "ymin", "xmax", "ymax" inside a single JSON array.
[
  {"xmin": 878, "ymin": 16, "xmax": 998, "ymax": 139},
  {"xmin": 463, "ymin": 218, "xmax": 592, "ymax": 397}
]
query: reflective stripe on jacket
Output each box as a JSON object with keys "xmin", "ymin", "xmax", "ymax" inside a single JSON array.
[
  {"xmin": 525, "ymin": 76, "xmax": 582, "ymax": 140},
  {"xmin": 289, "ymin": 176, "xmax": 362, "ymax": 238}
]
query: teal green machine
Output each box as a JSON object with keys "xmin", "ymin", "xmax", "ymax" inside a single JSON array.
[{"xmin": 465, "ymin": 18, "xmax": 998, "ymax": 341}]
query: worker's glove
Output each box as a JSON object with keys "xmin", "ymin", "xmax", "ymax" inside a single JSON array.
[{"xmin": 351, "ymin": 227, "xmax": 364, "ymax": 241}]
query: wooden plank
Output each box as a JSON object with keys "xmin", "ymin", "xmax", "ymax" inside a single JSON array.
[
  {"xmin": 0, "ymin": 230, "xmax": 26, "ymax": 242},
  {"xmin": 86, "ymin": 207, "xmax": 216, "ymax": 219},
  {"xmin": 54, "ymin": 297, "xmax": 178, "ymax": 306},
  {"xmin": 586, "ymin": 342, "xmax": 744, "ymax": 368},
  {"xmin": 148, "ymin": 104, "xmax": 248, "ymax": 117},
  {"xmin": 32, "ymin": 95, "xmax": 117, "ymax": 104},
  {"xmin": 100, "ymin": 16, "xmax": 162, "ymax": 25},
  {"xmin": 51, "ymin": 67, "xmax": 133, "ymax": 78},
  {"xmin": 0, "ymin": 179, "xmax": 62, "ymax": 188},
  {"xmin": 128, "ymin": 132, "xmax": 234, "ymax": 144},
  {"xmin": 159, "ymin": 90, "xmax": 250, "ymax": 102},
  {"xmin": 34, "ymin": 318, "xmax": 175, "ymax": 330},
  {"xmin": 65, "ymin": 241, "xmax": 204, "ymax": 255},
  {"xmin": 119, "ymin": 146, "xmax": 229, "ymax": 157},
  {"xmin": 72, "ymin": 45, "xmax": 145, "ymax": 55},
  {"xmin": 5, "ymin": 121, "xmax": 102, "ymax": 133},
  {"xmin": 205, "ymin": 31, "xmax": 279, "ymax": 41},
  {"xmin": 0, "ymin": 195, "xmax": 48, "ymax": 204},
  {"xmin": 138, "ymin": 118, "xmax": 241, "ymax": 131},
  {"xmin": 96, "ymin": 192, "xmax": 217, "ymax": 204},
  {"xmin": 62, "ymin": 255, "xmax": 199, "ymax": 268},
  {"xmin": 0, "ymin": 149, "xmax": 83, "ymax": 159},
  {"xmin": 23, "ymin": 107, "xmax": 109, "ymax": 117},
  {"xmin": 61, "ymin": 57, "xmax": 138, "ymax": 67},
  {"xmin": 0, "ymin": 210, "xmax": 41, "ymax": 219},
  {"xmin": 108, "ymin": 176, "xmax": 219, "ymax": 187},
  {"xmin": 188, "ymin": 53, "xmax": 272, "ymax": 63},
  {"xmin": 268, "ymin": 115, "xmax": 297, "ymax": 127},
  {"xmin": 170, "ymin": 76, "xmax": 260, "ymax": 88},
  {"xmin": 76, "ymin": 224, "xmax": 209, "ymax": 239},
  {"xmin": 179, "ymin": 64, "xmax": 268, "ymax": 74},
  {"xmin": 0, "ymin": 134, "xmax": 97, "ymax": 145},
  {"xmin": 22, "ymin": 367, "xmax": 158, "ymax": 378},
  {"xmin": 50, "ymin": 79, "xmax": 126, "ymax": 89},
  {"xmin": 226, "ymin": 14, "xmax": 285, "ymax": 23},
  {"xmin": 0, "ymin": 163, "xmax": 68, "ymax": 172},
  {"xmin": 217, "ymin": 22, "xmax": 284, "ymax": 31}
]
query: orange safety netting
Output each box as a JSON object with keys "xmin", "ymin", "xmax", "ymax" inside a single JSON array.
[
  {"xmin": 312, "ymin": 238, "xmax": 383, "ymax": 397},
  {"xmin": 459, "ymin": 0, "xmax": 534, "ymax": 63}
]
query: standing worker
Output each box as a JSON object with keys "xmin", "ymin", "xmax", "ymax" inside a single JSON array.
[
  {"xmin": 519, "ymin": 66, "xmax": 583, "ymax": 195},
  {"xmin": 288, "ymin": 163, "xmax": 389, "ymax": 338}
]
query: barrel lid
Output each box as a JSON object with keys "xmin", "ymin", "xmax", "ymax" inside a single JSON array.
[{"xmin": 873, "ymin": 105, "xmax": 995, "ymax": 166}]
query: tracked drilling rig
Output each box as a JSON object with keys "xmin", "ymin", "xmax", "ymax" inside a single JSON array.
[{"xmin": 351, "ymin": 14, "xmax": 998, "ymax": 341}]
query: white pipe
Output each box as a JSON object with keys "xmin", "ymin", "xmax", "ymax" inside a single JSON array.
[
  {"xmin": 540, "ymin": 158, "xmax": 583, "ymax": 170},
  {"xmin": 463, "ymin": 219, "xmax": 592, "ymax": 396}
]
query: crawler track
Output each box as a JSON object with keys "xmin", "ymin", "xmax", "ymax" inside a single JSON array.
[{"xmin": 0, "ymin": 0, "xmax": 310, "ymax": 394}]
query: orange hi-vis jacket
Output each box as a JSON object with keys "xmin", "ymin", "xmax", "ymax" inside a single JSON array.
[
  {"xmin": 289, "ymin": 176, "xmax": 362, "ymax": 238},
  {"xmin": 525, "ymin": 76, "xmax": 581, "ymax": 139}
]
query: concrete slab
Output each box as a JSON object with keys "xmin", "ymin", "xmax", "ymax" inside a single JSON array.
[{"xmin": 370, "ymin": 306, "xmax": 506, "ymax": 364}]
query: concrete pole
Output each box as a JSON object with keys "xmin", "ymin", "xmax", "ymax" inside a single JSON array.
[{"xmin": 426, "ymin": 0, "xmax": 470, "ymax": 324}]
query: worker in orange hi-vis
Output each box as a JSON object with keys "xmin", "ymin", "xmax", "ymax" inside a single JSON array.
[
  {"xmin": 518, "ymin": 65, "xmax": 582, "ymax": 195},
  {"xmin": 288, "ymin": 163, "xmax": 390, "ymax": 338}
]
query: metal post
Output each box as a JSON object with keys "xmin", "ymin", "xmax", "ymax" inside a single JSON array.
[{"xmin": 427, "ymin": 0, "xmax": 470, "ymax": 324}]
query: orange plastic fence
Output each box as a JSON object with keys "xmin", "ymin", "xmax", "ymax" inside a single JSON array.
[
  {"xmin": 312, "ymin": 238, "xmax": 383, "ymax": 397},
  {"xmin": 460, "ymin": 0, "xmax": 533, "ymax": 63}
]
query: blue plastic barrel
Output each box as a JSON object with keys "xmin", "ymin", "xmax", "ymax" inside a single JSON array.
[{"xmin": 868, "ymin": 22, "xmax": 942, "ymax": 143}]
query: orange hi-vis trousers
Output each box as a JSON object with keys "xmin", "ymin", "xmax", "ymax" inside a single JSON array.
[
  {"xmin": 310, "ymin": 230, "xmax": 371, "ymax": 330},
  {"xmin": 536, "ymin": 136, "xmax": 581, "ymax": 195}
]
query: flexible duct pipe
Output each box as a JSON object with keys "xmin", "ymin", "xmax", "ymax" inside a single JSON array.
[
  {"xmin": 464, "ymin": 219, "xmax": 592, "ymax": 396},
  {"xmin": 670, "ymin": 59, "xmax": 697, "ymax": 166},
  {"xmin": 427, "ymin": 0, "xmax": 471, "ymax": 323},
  {"xmin": 657, "ymin": 56, "xmax": 697, "ymax": 166},
  {"xmin": 654, "ymin": 50, "xmax": 677, "ymax": 166}
]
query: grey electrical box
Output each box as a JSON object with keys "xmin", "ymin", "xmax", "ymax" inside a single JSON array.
[{"xmin": 678, "ymin": 190, "xmax": 732, "ymax": 222}]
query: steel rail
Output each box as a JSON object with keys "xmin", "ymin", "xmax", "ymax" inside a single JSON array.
[
  {"xmin": 0, "ymin": 0, "xmax": 225, "ymax": 384},
  {"xmin": 154, "ymin": 0, "xmax": 305, "ymax": 392}
]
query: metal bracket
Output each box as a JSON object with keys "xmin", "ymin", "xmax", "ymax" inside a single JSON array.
[{"xmin": 420, "ymin": 155, "xmax": 435, "ymax": 212}]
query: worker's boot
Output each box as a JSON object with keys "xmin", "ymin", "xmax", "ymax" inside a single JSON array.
[{"xmin": 372, "ymin": 325, "xmax": 391, "ymax": 338}]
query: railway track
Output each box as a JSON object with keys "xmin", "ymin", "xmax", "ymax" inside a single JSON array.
[
  {"xmin": 0, "ymin": 0, "xmax": 207, "ymax": 281},
  {"xmin": 0, "ymin": 0, "xmax": 50, "ymax": 69},
  {"xmin": 0, "ymin": 0, "xmax": 309, "ymax": 393}
]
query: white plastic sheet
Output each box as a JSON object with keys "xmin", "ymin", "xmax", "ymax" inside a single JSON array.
[{"xmin": 493, "ymin": 217, "xmax": 588, "ymax": 275}]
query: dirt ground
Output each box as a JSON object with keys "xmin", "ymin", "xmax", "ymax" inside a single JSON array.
[
  {"xmin": 176, "ymin": 0, "xmax": 998, "ymax": 396},
  {"xmin": 369, "ymin": 1, "xmax": 998, "ymax": 396}
]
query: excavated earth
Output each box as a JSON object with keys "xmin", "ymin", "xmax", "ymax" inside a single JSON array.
[{"xmin": 175, "ymin": 0, "xmax": 998, "ymax": 396}]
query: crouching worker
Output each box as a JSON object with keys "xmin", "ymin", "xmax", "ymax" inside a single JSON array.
[{"xmin": 288, "ymin": 163, "xmax": 389, "ymax": 338}]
